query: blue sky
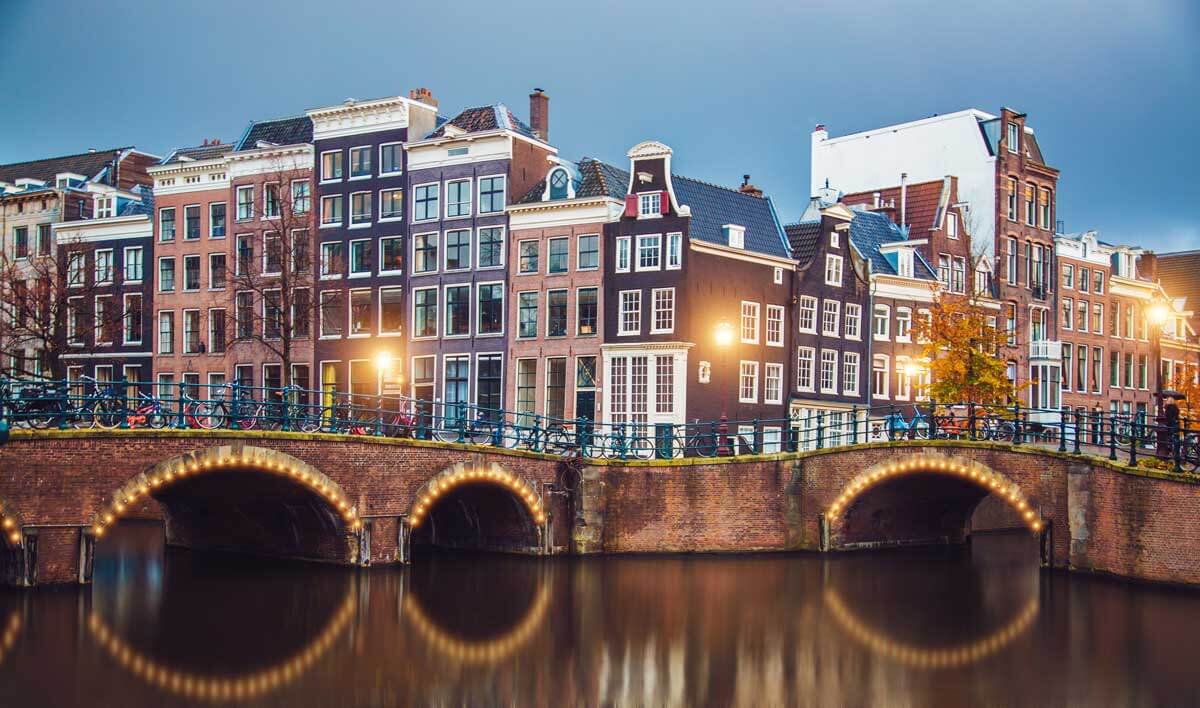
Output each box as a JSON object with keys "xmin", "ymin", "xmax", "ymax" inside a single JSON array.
[{"xmin": 1, "ymin": 0, "xmax": 1196, "ymax": 251}]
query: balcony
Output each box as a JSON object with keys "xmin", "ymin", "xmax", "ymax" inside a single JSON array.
[{"xmin": 1030, "ymin": 340, "xmax": 1061, "ymax": 361}]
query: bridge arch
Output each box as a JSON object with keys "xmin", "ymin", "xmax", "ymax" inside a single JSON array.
[
  {"xmin": 824, "ymin": 452, "xmax": 1044, "ymax": 548},
  {"xmin": 406, "ymin": 461, "xmax": 548, "ymax": 554}
]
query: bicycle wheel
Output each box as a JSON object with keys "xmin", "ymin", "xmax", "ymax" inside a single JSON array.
[
  {"xmin": 93, "ymin": 399, "xmax": 123, "ymax": 429},
  {"xmin": 147, "ymin": 410, "xmax": 169, "ymax": 429},
  {"xmin": 628, "ymin": 436, "xmax": 655, "ymax": 460},
  {"xmin": 468, "ymin": 424, "xmax": 496, "ymax": 446},
  {"xmin": 190, "ymin": 401, "xmax": 223, "ymax": 430},
  {"xmin": 688, "ymin": 434, "xmax": 718, "ymax": 458}
]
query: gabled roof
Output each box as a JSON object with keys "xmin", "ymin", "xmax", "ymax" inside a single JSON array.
[
  {"xmin": 1158, "ymin": 251, "xmax": 1200, "ymax": 314},
  {"xmin": 673, "ymin": 175, "xmax": 791, "ymax": 260},
  {"xmin": 425, "ymin": 104, "xmax": 537, "ymax": 140},
  {"xmin": 842, "ymin": 179, "xmax": 948, "ymax": 235},
  {"xmin": 0, "ymin": 147, "xmax": 132, "ymax": 186},
  {"xmin": 517, "ymin": 157, "xmax": 630, "ymax": 204},
  {"xmin": 160, "ymin": 142, "xmax": 235, "ymax": 165},
  {"xmin": 235, "ymin": 115, "xmax": 313, "ymax": 151},
  {"xmin": 848, "ymin": 208, "xmax": 937, "ymax": 280},
  {"xmin": 784, "ymin": 221, "xmax": 822, "ymax": 266}
]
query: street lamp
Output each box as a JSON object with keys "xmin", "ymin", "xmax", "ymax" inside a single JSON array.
[
  {"xmin": 715, "ymin": 320, "xmax": 734, "ymax": 455},
  {"xmin": 375, "ymin": 351, "xmax": 393, "ymax": 410}
]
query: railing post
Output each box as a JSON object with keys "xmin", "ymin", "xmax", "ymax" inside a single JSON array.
[
  {"xmin": 816, "ymin": 411, "xmax": 824, "ymax": 450},
  {"xmin": 58, "ymin": 379, "xmax": 69, "ymax": 430},
  {"xmin": 457, "ymin": 410, "xmax": 467, "ymax": 444},
  {"xmin": 575, "ymin": 417, "xmax": 586, "ymax": 457},
  {"xmin": 1173, "ymin": 425, "xmax": 1183, "ymax": 473},
  {"xmin": 1012, "ymin": 404, "xmax": 1023, "ymax": 445},
  {"xmin": 374, "ymin": 395, "xmax": 383, "ymax": 437},
  {"xmin": 1129, "ymin": 416, "xmax": 1138, "ymax": 467},
  {"xmin": 752, "ymin": 419, "xmax": 760, "ymax": 454},
  {"xmin": 228, "ymin": 381, "xmax": 240, "ymax": 430},
  {"xmin": 850, "ymin": 405, "xmax": 859, "ymax": 445},
  {"xmin": 532, "ymin": 415, "xmax": 543, "ymax": 453},
  {"xmin": 1108, "ymin": 412, "xmax": 1118, "ymax": 461},
  {"xmin": 968, "ymin": 401, "xmax": 977, "ymax": 441},
  {"xmin": 281, "ymin": 386, "xmax": 292, "ymax": 432},
  {"xmin": 117, "ymin": 375, "xmax": 129, "ymax": 429},
  {"xmin": 1073, "ymin": 410, "xmax": 1081, "ymax": 455},
  {"xmin": 616, "ymin": 422, "xmax": 627, "ymax": 460},
  {"xmin": 176, "ymin": 381, "xmax": 187, "ymax": 429},
  {"xmin": 1057, "ymin": 406, "xmax": 1067, "ymax": 452}
]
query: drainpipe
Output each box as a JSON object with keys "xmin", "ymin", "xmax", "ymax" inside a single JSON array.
[
  {"xmin": 865, "ymin": 256, "xmax": 876, "ymax": 416},
  {"xmin": 899, "ymin": 172, "xmax": 908, "ymax": 229}
]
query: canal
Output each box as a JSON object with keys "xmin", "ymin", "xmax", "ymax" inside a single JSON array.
[{"xmin": 0, "ymin": 522, "xmax": 1198, "ymax": 707}]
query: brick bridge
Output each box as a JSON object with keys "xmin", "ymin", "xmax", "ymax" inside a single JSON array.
[{"xmin": 1, "ymin": 430, "xmax": 1198, "ymax": 586}]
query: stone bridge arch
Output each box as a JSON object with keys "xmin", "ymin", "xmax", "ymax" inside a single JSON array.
[{"xmin": 822, "ymin": 451, "xmax": 1045, "ymax": 551}]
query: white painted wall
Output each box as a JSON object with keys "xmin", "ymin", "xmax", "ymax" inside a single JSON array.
[{"xmin": 810, "ymin": 109, "xmax": 999, "ymax": 258}]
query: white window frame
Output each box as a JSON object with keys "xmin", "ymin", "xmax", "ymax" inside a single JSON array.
[
  {"xmin": 618, "ymin": 290, "xmax": 641, "ymax": 336},
  {"xmin": 182, "ymin": 253, "xmax": 203, "ymax": 291},
  {"xmin": 94, "ymin": 248, "xmax": 114, "ymax": 285},
  {"xmin": 637, "ymin": 191, "xmax": 662, "ymax": 218},
  {"xmin": 738, "ymin": 360, "xmax": 759, "ymax": 403},
  {"xmin": 320, "ymin": 194, "xmax": 343, "ymax": 228},
  {"xmin": 764, "ymin": 362, "xmax": 783, "ymax": 405},
  {"xmin": 412, "ymin": 182, "xmax": 440, "ymax": 223},
  {"xmin": 873, "ymin": 304, "xmax": 890, "ymax": 341},
  {"xmin": 124, "ymin": 246, "xmax": 144, "ymax": 282},
  {"xmin": 766, "ymin": 305, "xmax": 784, "ymax": 347},
  {"xmin": 873, "ymin": 355, "xmax": 890, "ymax": 399},
  {"xmin": 844, "ymin": 303, "xmax": 861, "ymax": 340},
  {"xmin": 475, "ymin": 280, "xmax": 505, "ymax": 337},
  {"xmin": 615, "ymin": 236, "xmax": 631, "ymax": 273},
  {"xmin": 379, "ymin": 188, "xmax": 404, "ymax": 222},
  {"xmin": 798, "ymin": 296, "xmax": 817, "ymax": 334},
  {"xmin": 821, "ymin": 300, "xmax": 840, "ymax": 337},
  {"xmin": 348, "ymin": 238, "xmax": 371, "ymax": 278},
  {"xmin": 379, "ymin": 236, "xmax": 403, "ymax": 275},
  {"xmin": 320, "ymin": 150, "xmax": 343, "ymax": 183},
  {"xmin": 378, "ymin": 142, "xmax": 403, "ymax": 177},
  {"xmin": 348, "ymin": 145, "xmax": 372, "ymax": 180},
  {"xmin": 842, "ymin": 351, "xmax": 860, "ymax": 396},
  {"xmin": 476, "ymin": 174, "xmax": 507, "ymax": 215},
  {"xmin": 410, "ymin": 286, "xmax": 438, "ymax": 340},
  {"xmin": 740, "ymin": 301, "xmax": 760, "ymax": 344},
  {"xmin": 122, "ymin": 292, "xmax": 142, "ymax": 345},
  {"xmin": 825, "ymin": 254, "xmax": 843, "ymax": 287},
  {"xmin": 636, "ymin": 234, "xmax": 662, "ymax": 272},
  {"xmin": 819, "ymin": 349, "xmax": 838, "ymax": 394},
  {"xmin": 651, "ymin": 287, "xmax": 675, "ymax": 334},
  {"xmin": 348, "ymin": 190, "xmax": 372, "ymax": 228},
  {"xmin": 666, "ymin": 232, "xmax": 682, "ymax": 270},
  {"xmin": 376, "ymin": 286, "xmax": 403, "ymax": 337},
  {"xmin": 444, "ymin": 178, "xmax": 472, "ymax": 220},
  {"xmin": 896, "ymin": 307, "xmax": 912, "ymax": 343},
  {"xmin": 796, "ymin": 347, "xmax": 815, "ymax": 392}
]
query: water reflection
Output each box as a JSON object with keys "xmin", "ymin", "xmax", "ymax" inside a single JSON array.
[{"xmin": 0, "ymin": 522, "xmax": 1198, "ymax": 707}]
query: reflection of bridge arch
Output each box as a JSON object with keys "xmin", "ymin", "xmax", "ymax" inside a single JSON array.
[
  {"xmin": 87, "ymin": 580, "xmax": 356, "ymax": 702},
  {"xmin": 90, "ymin": 445, "xmax": 359, "ymax": 538},
  {"xmin": 0, "ymin": 496, "xmax": 24, "ymax": 547},
  {"xmin": 825, "ymin": 452, "xmax": 1044, "ymax": 534},
  {"xmin": 403, "ymin": 580, "xmax": 552, "ymax": 664},
  {"xmin": 406, "ymin": 461, "xmax": 546, "ymax": 529},
  {"xmin": 0, "ymin": 611, "xmax": 21, "ymax": 668},
  {"xmin": 824, "ymin": 587, "xmax": 1039, "ymax": 669}
]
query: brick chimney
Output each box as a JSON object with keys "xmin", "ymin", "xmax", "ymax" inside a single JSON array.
[
  {"xmin": 529, "ymin": 88, "xmax": 549, "ymax": 141},
  {"xmin": 408, "ymin": 87, "xmax": 438, "ymax": 108},
  {"xmin": 738, "ymin": 174, "xmax": 764, "ymax": 198}
]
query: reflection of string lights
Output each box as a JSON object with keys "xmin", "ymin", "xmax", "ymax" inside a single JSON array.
[
  {"xmin": 91, "ymin": 446, "xmax": 360, "ymax": 539},
  {"xmin": 0, "ymin": 612, "xmax": 21, "ymax": 667},
  {"xmin": 825, "ymin": 588, "xmax": 1039, "ymax": 669},
  {"xmin": 0, "ymin": 498, "xmax": 23, "ymax": 546},
  {"xmin": 826, "ymin": 454, "xmax": 1044, "ymax": 533},
  {"xmin": 408, "ymin": 462, "xmax": 545, "ymax": 529},
  {"xmin": 403, "ymin": 582, "xmax": 552, "ymax": 664},
  {"xmin": 87, "ymin": 583, "xmax": 355, "ymax": 702}
]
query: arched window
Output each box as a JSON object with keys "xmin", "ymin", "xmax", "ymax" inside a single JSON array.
[{"xmin": 549, "ymin": 168, "xmax": 570, "ymax": 200}]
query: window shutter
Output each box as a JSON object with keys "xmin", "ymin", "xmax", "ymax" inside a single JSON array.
[
  {"xmin": 660, "ymin": 191, "xmax": 670, "ymax": 215},
  {"xmin": 624, "ymin": 195, "xmax": 637, "ymax": 217}
]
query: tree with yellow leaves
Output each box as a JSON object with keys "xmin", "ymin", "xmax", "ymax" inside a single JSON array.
[{"xmin": 912, "ymin": 294, "xmax": 1016, "ymax": 404}]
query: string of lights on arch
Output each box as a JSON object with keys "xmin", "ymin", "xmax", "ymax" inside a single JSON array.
[
  {"xmin": 407, "ymin": 462, "xmax": 546, "ymax": 529},
  {"xmin": 402, "ymin": 581, "xmax": 553, "ymax": 664},
  {"xmin": 0, "ymin": 497, "xmax": 24, "ymax": 546},
  {"xmin": 90, "ymin": 446, "xmax": 361, "ymax": 539},
  {"xmin": 825, "ymin": 453, "xmax": 1044, "ymax": 534}
]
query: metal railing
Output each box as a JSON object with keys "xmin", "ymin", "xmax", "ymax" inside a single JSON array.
[{"xmin": 0, "ymin": 376, "xmax": 1197, "ymax": 471}]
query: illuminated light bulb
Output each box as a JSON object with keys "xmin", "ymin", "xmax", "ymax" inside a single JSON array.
[
  {"xmin": 115, "ymin": 503, "xmax": 125, "ymax": 513},
  {"xmin": 104, "ymin": 513, "xmax": 114, "ymax": 524},
  {"xmin": 1032, "ymin": 521, "xmax": 1042, "ymax": 531},
  {"xmin": 92, "ymin": 525, "xmax": 104, "ymax": 536},
  {"xmin": 8, "ymin": 532, "xmax": 18, "ymax": 544},
  {"xmin": 1, "ymin": 519, "xmax": 11, "ymax": 530}
]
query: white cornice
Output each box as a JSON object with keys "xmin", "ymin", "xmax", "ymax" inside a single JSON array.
[
  {"xmin": 691, "ymin": 239, "xmax": 795, "ymax": 269},
  {"xmin": 147, "ymin": 156, "xmax": 229, "ymax": 177},
  {"xmin": 306, "ymin": 96, "xmax": 430, "ymax": 141},
  {"xmin": 507, "ymin": 198, "xmax": 622, "ymax": 229},
  {"xmin": 226, "ymin": 145, "xmax": 313, "ymax": 178}
]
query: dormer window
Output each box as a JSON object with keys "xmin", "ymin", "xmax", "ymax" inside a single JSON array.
[
  {"xmin": 830, "ymin": 231, "xmax": 840, "ymax": 249},
  {"xmin": 1007, "ymin": 122, "xmax": 1019, "ymax": 153},
  {"xmin": 897, "ymin": 248, "xmax": 914, "ymax": 278},
  {"xmin": 639, "ymin": 192, "xmax": 662, "ymax": 217},
  {"xmin": 549, "ymin": 168, "xmax": 570, "ymax": 200},
  {"xmin": 94, "ymin": 196, "xmax": 115, "ymax": 219},
  {"xmin": 723, "ymin": 224, "xmax": 745, "ymax": 249}
]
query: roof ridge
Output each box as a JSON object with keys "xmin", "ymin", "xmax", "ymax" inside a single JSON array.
[
  {"xmin": 0, "ymin": 146, "xmax": 133, "ymax": 170},
  {"xmin": 672, "ymin": 172, "xmax": 763, "ymax": 199}
]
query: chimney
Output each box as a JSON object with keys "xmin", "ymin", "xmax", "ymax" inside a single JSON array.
[
  {"xmin": 899, "ymin": 172, "xmax": 908, "ymax": 228},
  {"xmin": 202, "ymin": 138, "xmax": 210, "ymax": 146},
  {"xmin": 111, "ymin": 150, "xmax": 122, "ymax": 187},
  {"xmin": 529, "ymin": 88, "xmax": 549, "ymax": 142},
  {"xmin": 738, "ymin": 174, "xmax": 764, "ymax": 198},
  {"xmin": 1138, "ymin": 252, "xmax": 1157, "ymax": 282},
  {"xmin": 408, "ymin": 87, "xmax": 438, "ymax": 108}
]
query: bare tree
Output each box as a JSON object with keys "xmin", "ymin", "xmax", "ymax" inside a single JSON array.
[
  {"xmin": 224, "ymin": 161, "xmax": 317, "ymax": 389},
  {"xmin": 0, "ymin": 236, "xmax": 125, "ymax": 380}
]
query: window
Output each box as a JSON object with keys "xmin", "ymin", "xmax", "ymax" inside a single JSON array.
[
  {"xmin": 946, "ymin": 212, "xmax": 958, "ymax": 239},
  {"xmin": 184, "ymin": 205, "xmax": 201, "ymax": 240},
  {"xmin": 637, "ymin": 234, "xmax": 661, "ymax": 271},
  {"xmin": 209, "ymin": 202, "xmax": 226, "ymax": 238},
  {"xmin": 95, "ymin": 196, "xmax": 114, "ymax": 219},
  {"xmin": 844, "ymin": 303, "xmax": 861, "ymax": 340},
  {"xmin": 547, "ymin": 289, "xmax": 568, "ymax": 337},
  {"xmin": 843, "ymin": 352, "xmax": 860, "ymax": 395},
  {"xmin": 1006, "ymin": 178, "xmax": 1019, "ymax": 222},
  {"xmin": 517, "ymin": 240, "xmax": 539, "ymax": 274},
  {"xmin": 236, "ymin": 186, "xmax": 254, "ymax": 221},
  {"xmin": 320, "ymin": 291, "xmax": 343, "ymax": 337},
  {"xmin": 578, "ymin": 234, "xmax": 599, "ymax": 270},
  {"xmin": 896, "ymin": 307, "xmax": 912, "ymax": 342},
  {"xmin": 516, "ymin": 359, "xmax": 536, "ymax": 420},
  {"xmin": 1094, "ymin": 270, "xmax": 1104, "ymax": 295},
  {"xmin": 1079, "ymin": 268, "xmax": 1090, "ymax": 292},
  {"xmin": 234, "ymin": 234, "xmax": 252, "ymax": 276},
  {"xmin": 321, "ymin": 195, "xmax": 343, "ymax": 226},
  {"xmin": 774, "ymin": 267, "xmax": 783, "ymax": 284},
  {"xmin": 797, "ymin": 347, "xmax": 815, "ymax": 391},
  {"xmin": 264, "ymin": 289, "xmax": 284, "ymax": 339},
  {"xmin": 766, "ymin": 305, "xmax": 784, "ymax": 346},
  {"xmin": 320, "ymin": 242, "xmax": 344, "ymax": 278},
  {"xmin": 122, "ymin": 246, "xmax": 144, "ymax": 282},
  {"xmin": 478, "ymin": 227, "xmax": 504, "ymax": 268},
  {"xmin": 413, "ymin": 232, "xmax": 438, "ymax": 274},
  {"xmin": 873, "ymin": 304, "xmax": 890, "ymax": 340},
  {"xmin": 34, "ymin": 224, "xmax": 49, "ymax": 256},
  {"xmin": 652, "ymin": 355, "xmax": 673, "ymax": 415},
  {"xmin": 549, "ymin": 168, "xmax": 570, "ymax": 199},
  {"xmin": 739, "ymin": 361, "xmax": 759, "ymax": 403},
  {"xmin": 183, "ymin": 310, "xmax": 201, "ymax": 353},
  {"xmin": 1005, "ymin": 237, "xmax": 1017, "ymax": 284},
  {"xmin": 290, "ymin": 180, "xmax": 310, "ymax": 215},
  {"xmin": 619, "ymin": 290, "xmax": 641, "ymax": 335},
  {"xmin": 1092, "ymin": 346, "xmax": 1102, "ymax": 393},
  {"xmin": 952, "ymin": 257, "xmax": 966, "ymax": 294},
  {"xmin": 615, "ymin": 237, "xmax": 631, "ymax": 272},
  {"xmin": 478, "ymin": 176, "xmax": 505, "ymax": 214},
  {"xmin": 821, "ymin": 300, "xmax": 840, "ymax": 337},
  {"xmin": 158, "ymin": 311, "xmax": 174, "ymax": 354},
  {"xmin": 159, "ymin": 207, "xmax": 176, "ymax": 241},
  {"xmin": 798, "ymin": 296, "xmax": 817, "ymax": 333},
  {"xmin": 292, "ymin": 288, "xmax": 311, "ymax": 339},
  {"xmin": 1110, "ymin": 351, "xmax": 1121, "ymax": 388},
  {"xmin": 1062, "ymin": 264, "xmax": 1074, "ymax": 289},
  {"xmin": 1138, "ymin": 354, "xmax": 1148, "ymax": 389},
  {"xmin": 444, "ymin": 229, "xmax": 471, "ymax": 270},
  {"xmin": 444, "ymin": 356, "xmax": 470, "ymax": 421},
  {"xmin": 1077, "ymin": 300, "xmax": 1089, "ymax": 332},
  {"xmin": 653, "ymin": 288, "xmax": 675, "ymax": 334},
  {"xmin": 477, "ymin": 354, "xmax": 503, "ymax": 416},
  {"xmin": 741, "ymin": 301, "xmax": 760, "ymax": 343},
  {"xmin": 1092, "ymin": 303, "xmax": 1103, "ymax": 333},
  {"xmin": 1025, "ymin": 183, "xmax": 1036, "ymax": 225},
  {"xmin": 1007, "ymin": 121, "xmax": 1019, "ymax": 153},
  {"xmin": 639, "ymin": 192, "xmax": 661, "ymax": 217},
  {"xmin": 544, "ymin": 357, "xmax": 566, "ymax": 420},
  {"xmin": 66, "ymin": 297, "xmax": 83, "ymax": 344},
  {"xmin": 938, "ymin": 254, "xmax": 951, "ymax": 290},
  {"xmin": 94, "ymin": 249, "xmax": 113, "ymax": 284},
  {"xmin": 478, "ymin": 283, "xmax": 503, "ymax": 335},
  {"xmin": 349, "ymin": 146, "xmax": 371, "ymax": 178},
  {"xmin": 895, "ymin": 357, "xmax": 912, "ymax": 400},
  {"xmin": 1077, "ymin": 345, "xmax": 1087, "ymax": 392},
  {"xmin": 349, "ymin": 239, "xmax": 371, "ymax": 275},
  {"xmin": 444, "ymin": 285, "xmax": 470, "ymax": 336},
  {"xmin": 158, "ymin": 257, "xmax": 175, "ymax": 292},
  {"xmin": 183, "ymin": 255, "xmax": 201, "ymax": 291},
  {"xmin": 873, "ymin": 355, "xmax": 889, "ymax": 398},
  {"xmin": 666, "ymin": 232, "xmax": 682, "ymax": 269},
  {"xmin": 373, "ymin": 236, "xmax": 402, "ymax": 274},
  {"xmin": 412, "ymin": 288, "xmax": 437, "ymax": 338},
  {"xmin": 208, "ymin": 309, "xmax": 226, "ymax": 353},
  {"xmin": 350, "ymin": 192, "xmax": 371, "ymax": 226},
  {"xmin": 825, "ymin": 254, "xmax": 843, "ymax": 286},
  {"xmin": 122, "ymin": 294, "xmax": 142, "ymax": 345},
  {"xmin": 546, "ymin": 237, "xmax": 569, "ymax": 273},
  {"xmin": 321, "ymin": 151, "xmax": 343, "ymax": 181},
  {"xmin": 414, "ymin": 184, "xmax": 439, "ymax": 221},
  {"xmin": 1061, "ymin": 342, "xmax": 1072, "ymax": 391},
  {"xmin": 349, "ymin": 289, "xmax": 371, "ymax": 336},
  {"xmin": 726, "ymin": 225, "xmax": 745, "ymax": 249},
  {"xmin": 764, "ymin": 363, "xmax": 783, "ymax": 405},
  {"xmin": 820, "ymin": 350, "xmax": 838, "ymax": 393},
  {"xmin": 1062, "ymin": 298, "xmax": 1073, "ymax": 329},
  {"xmin": 377, "ymin": 287, "xmax": 403, "ymax": 335},
  {"xmin": 518, "ymin": 291, "xmax": 540, "ymax": 338},
  {"xmin": 380, "ymin": 189, "xmax": 403, "ymax": 221},
  {"xmin": 380, "ymin": 143, "xmax": 402, "ymax": 175},
  {"xmin": 1039, "ymin": 188, "xmax": 1052, "ymax": 229},
  {"xmin": 578, "ymin": 287, "xmax": 598, "ymax": 335},
  {"xmin": 445, "ymin": 179, "xmax": 471, "ymax": 218}
]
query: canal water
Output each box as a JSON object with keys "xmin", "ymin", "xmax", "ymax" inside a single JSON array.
[{"xmin": 0, "ymin": 522, "xmax": 1198, "ymax": 707}]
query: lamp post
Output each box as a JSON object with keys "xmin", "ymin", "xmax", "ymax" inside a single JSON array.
[
  {"xmin": 714, "ymin": 320, "xmax": 734, "ymax": 456},
  {"xmin": 375, "ymin": 351, "xmax": 393, "ymax": 407},
  {"xmin": 1147, "ymin": 302, "xmax": 1172, "ymax": 454}
]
